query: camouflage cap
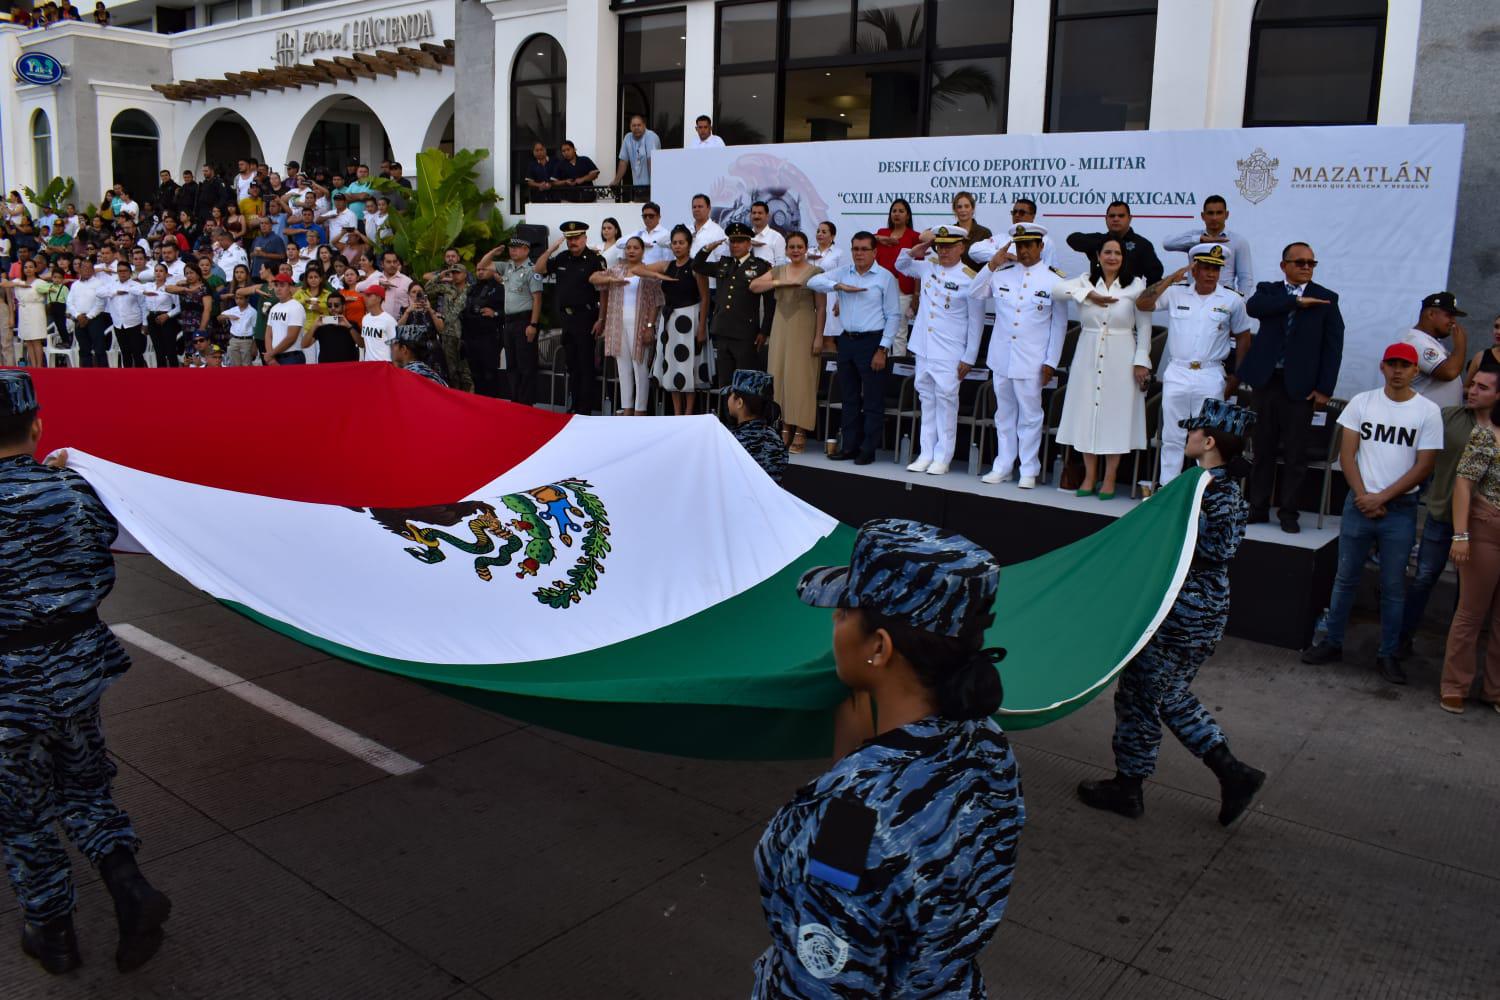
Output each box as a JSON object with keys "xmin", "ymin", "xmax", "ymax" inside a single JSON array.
[
  {"xmin": 797, "ymin": 518, "xmax": 999, "ymax": 638},
  {"xmin": 393, "ymin": 325, "xmax": 426, "ymax": 346},
  {"xmin": 1178, "ymin": 396, "xmax": 1254, "ymax": 438},
  {"xmin": 719, "ymin": 368, "xmax": 773, "ymax": 399},
  {"xmin": 0, "ymin": 370, "xmax": 38, "ymax": 417}
]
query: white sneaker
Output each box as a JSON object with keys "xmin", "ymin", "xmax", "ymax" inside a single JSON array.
[
  {"xmin": 1018, "ymin": 475, "xmax": 1037, "ymax": 489},
  {"xmin": 926, "ymin": 462, "xmax": 949, "ymax": 476},
  {"xmin": 906, "ymin": 457, "xmax": 932, "ymax": 473},
  {"xmin": 981, "ymin": 469, "xmax": 1007, "ymax": 485}
]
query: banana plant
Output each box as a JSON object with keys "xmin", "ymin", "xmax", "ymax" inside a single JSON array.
[
  {"xmin": 366, "ymin": 148, "xmax": 511, "ymax": 276},
  {"xmin": 22, "ymin": 176, "xmax": 76, "ymax": 215}
]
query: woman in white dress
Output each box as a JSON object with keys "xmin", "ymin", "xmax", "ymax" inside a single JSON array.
[
  {"xmin": 807, "ymin": 220, "xmax": 844, "ymax": 342},
  {"xmin": 593, "ymin": 217, "xmax": 624, "ymax": 268},
  {"xmin": 1053, "ymin": 235, "xmax": 1152, "ymax": 499},
  {"xmin": 0, "ymin": 258, "xmax": 51, "ymax": 368}
]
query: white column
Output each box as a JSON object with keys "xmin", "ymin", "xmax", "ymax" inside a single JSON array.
[
  {"xmin": 681, "ymin": 0, "xmax": 715, "ymax": 145},
  {"xmin": 1148, "ymin": 0, "xmax": 1215, "ymax": 130},
  {"xmin": 1205, "ymin": 0, "xmax": 1254, "ymax": 128},
  {"xmin": 1006, "ymin": 0, "xmax": 1049, "ymax": 133},
  {"xmin": 1377, "ymin": 0, "xmax": 1421, "ymax": 125},
  {"xmin": 0, "ymin": 31, "xmax": 24, "ymax": 195},
  {"xmin": 566, "ymin": 0, "xmax": 618, "ymax": 176}
]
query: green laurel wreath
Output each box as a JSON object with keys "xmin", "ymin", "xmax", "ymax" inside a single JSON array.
[{"xmin": 533, "ymin": 478, "xmax": 612, "ymax": 609}]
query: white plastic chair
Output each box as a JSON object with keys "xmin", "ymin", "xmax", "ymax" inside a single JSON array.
[{"xmin": 44, "ymin": 321, "xmax": 79, "ymax": 368}]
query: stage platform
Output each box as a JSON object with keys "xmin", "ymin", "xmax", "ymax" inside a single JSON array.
[{"xmin": 781, "ymin": 450, "xmax": 1339, "ymax": 650}]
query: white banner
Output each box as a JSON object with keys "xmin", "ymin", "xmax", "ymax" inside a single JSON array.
[{"xmin": 654, "ymin": 125, "xmax": 1465, "ymax": 398}]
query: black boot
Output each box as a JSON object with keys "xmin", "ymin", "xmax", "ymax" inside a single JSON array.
[
  {"xmin": 20, "ymin": 914, "xmax": 82, "ymax": 974},
  {"xmin": 1077, "ymin": 773, "xmax": 1144, "ymax": 818},
  {"xmin": 98, "ymin": 848, "xmax": 172, "ymax": 973},
  {"xmin": 1204, "ymin": 743, "xmax": 1266, "ymax": 827}
]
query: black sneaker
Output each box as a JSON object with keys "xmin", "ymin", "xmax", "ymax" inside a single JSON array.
[
  {"xmin": 828, "ymin": 449, "xmax": 859, "ymax": 462},
  {"xmin": 1300, "ymin": 641, "xmax": 1342, "ymax": 665},
  {"xmin": 853, "ymin": 451, "xmax": 876, "ymax": 466},
  {"xmin": 1377, "ymin": 655, "xmax": 1408, "ymax": 685}
]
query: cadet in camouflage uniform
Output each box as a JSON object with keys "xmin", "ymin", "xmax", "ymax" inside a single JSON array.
[
  {"xmin": 1079, "ymin": 398, "xmax": 1266, "ymax": 826},
  {"xmin": 754, "ymin": 518, "xmax": 1024, "ymax": 998},
  {"xmin": 722, "ymin": 369, "xmax": 788, "ymax": 484},
  {"xmin": 426, "ymin": 257, "xmax": 474, "ymax": 392},
  {"xmin": 0, "ymin": 371, "xmax": 171, "ymax": 975},
  {"xmin": 392, "ymin": 326, "xmax": 449, "ymax": 387}
]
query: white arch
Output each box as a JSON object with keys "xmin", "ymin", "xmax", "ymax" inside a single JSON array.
[
  {"xmin": 420, "ymin": 94, "xmax": 456, "ymax": 158},
  {"xmin": 177, "ymin": 107, "xmax": 265, "ymax": 175}
]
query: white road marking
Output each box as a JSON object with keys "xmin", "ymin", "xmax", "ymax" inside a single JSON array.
[{"xmin": 112, "ymin": 623, "xmax": 423, "ymax": 776}]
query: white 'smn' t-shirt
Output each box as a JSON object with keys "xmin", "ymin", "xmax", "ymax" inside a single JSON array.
[
  {"xmin": 361, "ymin": 311, "xmax": 397, "ymax": 362},
  {"xmin": 1337, "ymin": 388, "xmax": 1443, "ymax": 494},
  {"xmin": 266, "ymin": 299, "xmax": 306, "ymax": 355}
]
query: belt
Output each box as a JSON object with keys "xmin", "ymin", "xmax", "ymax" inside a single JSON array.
[
  {"xmin": 231, "ymin": 335, "xmax": 255, "ymax": 340},
  {"xmin": 1172, "ymin": 359, "xmax": 1222, "ymax": 371},
  {"xmin": 0, "ymin": 610, "xmax": 102, "ymax": 654},
  {"xmin": 842, "ymin": 329, "xmax": 880, "ymax": 337},
  {"xmin": 504, "ymin": 312, "xmax": 533, "ymax": 321}
]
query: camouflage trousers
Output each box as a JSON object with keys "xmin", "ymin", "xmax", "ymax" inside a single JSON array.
[
  {"xmin": 439, "ymin": 333, "xmax": 474, "ymax": 393},
  {"xmin": 1111, "ymin": 639, "xmax": 1226, "ymax": 779},
  {"xmin": 0, "ymin": 704, "xmax": 138, "ymax": 922}
]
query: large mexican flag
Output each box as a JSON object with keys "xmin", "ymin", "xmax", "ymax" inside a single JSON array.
[{"xmin": 28, "ymin": 365, "xmax": 1208, "ymax": 759}]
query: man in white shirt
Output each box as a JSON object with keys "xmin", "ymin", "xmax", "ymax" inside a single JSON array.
[
  {"xmin": 688, "ymin": 194, "xmax": 727, "ymax": 257},
  {"xmin": 630, "ymin": 202, "xmax": 673, "ymax": 265},
  {"xmin": 213, "ymin": 230, "xmax": 248, "ymax": 278},
  {"xmin": 1162, "ymin": 195, "xmax": 1254, "ymax": 295},
  {"xmin": 359, "ymin": 251, "xmax": 412, "ymax": 319},
  {"xmin": 1302, "ymin": 342, "xmax": 1443, "ymax": 685},
  {"xmin": 263, "ymin": 275, "xmax": 307, "ymax": 364},
  {"xmin": 969, "ymin": 199, "xmax": 1056, "ymax": 270},
  {"xmin": 691, "ymin": 115, "xmax": 726, "ymax": 149},
  {"xmin": 358, "ymin": 285, "xmax": 398, "ymax": 362},
  {"xmin": 233, "ymin": 158, "xmax": 256, "ymax": 202},
  {"xmin": 326, "ymin": 194, "xmax": 359, "ymax": 260},
  {"xmin": 748, "ymin": 201, "xmax": 787, "ymax": 266},
  {"xmin": 287, "ymin": 244, "xmax": 308, "ymax": 283},
  {"xmin": 1136, "ymin": 244, "xmax": 1252, "ymax": 487},
  {"xmin": 66, "ymin": 258, "xmax": 112, "ymax": 367},
  {"xmin": 221, "ymin": 289, "xmax": 259, "ymax": 367},
  {"xmin": 115, "ymin": 191, "xmax": 140, "ymax": 223},
  {"xmin": 156, "ymin": 242, "xmax": 187, "ymax": 282},
  {"xmin": 1400, "ymin": 291, "xmax": 1468, "ymax": 408},
  {"xmin": 104, "ymin": 260, "xmax": 149, "ymax": 367}
]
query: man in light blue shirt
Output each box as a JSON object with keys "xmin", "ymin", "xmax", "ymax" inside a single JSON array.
[
  {"xmin": 336, "ymin": 164, "xmax": 375, "ymax": 223},
  {"xmin": 809, "ymin": 231, "xmax": 902, "ymax": 465},
  {"xmin": 612, "ymin": 115, "xmax": 662, "ymax": 195},
  {"xmin": 1162, "ymin": 195, "xmax": 1254, "ymax": 295}
]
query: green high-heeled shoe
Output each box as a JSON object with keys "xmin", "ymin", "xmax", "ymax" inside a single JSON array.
[
  {"xmin": 1076, "ymin": 484, "xmax": 1099, "ymax": 498},
  {"xmin": 1098, "ymin": 486, "xmax": 1117, "ymax": 501}
]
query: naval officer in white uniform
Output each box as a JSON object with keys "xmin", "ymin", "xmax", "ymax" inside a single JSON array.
[
  {"xmin": 896, "ymin": 226, "xmax": 985, "ymax": 476},
  {"xmin": 1135, "ymin": 243, "xmax": 1252, "ymax": 487},
  {"xmin": 968, "ymin": 222, "xmax": 1068, "ymax": 488}
]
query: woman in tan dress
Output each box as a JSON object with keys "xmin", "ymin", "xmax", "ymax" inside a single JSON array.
[{"xmin": 750, "ymin": 231, "xmax": 824, "ymax": 452}]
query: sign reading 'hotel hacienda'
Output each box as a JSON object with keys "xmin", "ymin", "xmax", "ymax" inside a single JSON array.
[{"xmin": 273, "ymin": 9, "xmax": 435, "ymax": 68}]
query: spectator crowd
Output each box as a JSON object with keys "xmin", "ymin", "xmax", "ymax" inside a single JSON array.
[{"xmin": 1, "ymin": 138, "xmax": 1493, "ymax": 715}]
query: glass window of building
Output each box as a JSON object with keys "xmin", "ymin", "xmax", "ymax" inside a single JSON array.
[
  {"xmin": 205, "ymin": 0, "xmax": 251, "ymax": 25},
  {"xmin": 32, "ymin": 110, "xmax": 52, "ymax": 190},
  {"xmin": 512, "ymin": 35, "xmax": 567, "ymax": 209},
  {"xmin": 619, "ymin": 9, "xmax": 686, "ymax": 165},
  {"xmin": 714, "ymin": 0, "xmax": 1011, "ymax": 144},
  {"xmin": 110, "ymin": 111, "xmax": 159, "ymax": 206},
  {"xmin": 1046, "ymin": 0, "xmax": 1156, "ymax": 133},
  {"xmin": 1245, "ymin": 0, "xmax": 1386, "ymax": 126}
]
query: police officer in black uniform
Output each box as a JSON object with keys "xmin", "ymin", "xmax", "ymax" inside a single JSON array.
[
  {"xmin": 0, "ymin": 371, "xmax": 171, "ymax": 975},
  {"xmin": 534, "ymin": 221, "xmax": 606, "ymax": 414},
  {"xmin": 460, "ymin": 253, "xmax": 508, "ymax": 398},
  {"xmin": 693, "ymin": 221, "xmax": 773, "ymax": 385}
]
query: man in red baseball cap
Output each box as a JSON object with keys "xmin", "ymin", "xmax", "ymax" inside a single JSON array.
[
  {"xmin": 263, "ymin": 272, "xmax": 307, "ymax": 365},
  {"xmin": 1303, "ymin": 342, "xmax": 1443, "ymax": 684}
]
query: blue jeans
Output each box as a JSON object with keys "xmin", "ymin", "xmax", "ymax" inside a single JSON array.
[
  {"xmin": 837, "ymin": 331, "xmax": 887, "ymax": 456},
  {"xmin": 1325, "ymin": 492, "xmax": 1419, "ymax": 657},
  {"xmin": 1399, "ymin": 514, "xmax": 1452, "ymax": 642}
]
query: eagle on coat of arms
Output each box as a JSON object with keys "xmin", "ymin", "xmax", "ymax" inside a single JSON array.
[
  {"xmin": 359, "ymin": 479, "xmax": 611, "ymax": 608},
  {"xmin": 1235, "ymin": 148, "xmax": 1279, "ymax": 205}
]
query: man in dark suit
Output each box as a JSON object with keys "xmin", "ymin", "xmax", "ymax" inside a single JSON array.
[{"xmin": 1242, "ymin": 241, "xmax": 1344, "ymax": 532}]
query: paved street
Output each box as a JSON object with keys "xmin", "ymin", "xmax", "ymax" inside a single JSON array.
[{"xmin": 4, "ymin": 554, "xmax": 1498, "ymax": 999}]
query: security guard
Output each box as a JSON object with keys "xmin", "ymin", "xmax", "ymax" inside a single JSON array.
[
  {"xmin": 392, "ymin": 326, "xmax": 448, "ymax": 386},
  {"xmin": 460, "ymin": 250, "xmax": 509, "ymax": 398},
  {"xmin": 721, "ymin": 369, "xmax": 788, "ymax": 484},
  {"xmin": 754, "ymin": 518, "xmax": 1024, "ymax": 997},
  {"xmin": 0, "ymin": 371, "xmax": 171, "ymax": 975},
  {"xmin": 494, "ymin": 236, "xmax": 545, "ymax": 406},
  {"xmin": 533, "ymin": 221, "xmax": 606, "ymax": 414},
  {"xmin": 693, "ymin": 221, "xmax": 773, "ymax": 385},
  {"xmin": 1136, "ymin": 243, "xmax": 1252, "ymax": 487},
  {"xmin": 1078, "ymin": 398, "xmax": 1265, "ymax": 825},
  {"xmin": 896, "ymin": 226, "xmax": 984, "ymax": 476},
  {"xmin": 969, "ymin": 222, "xmax": 1068, "ymax": 488}
]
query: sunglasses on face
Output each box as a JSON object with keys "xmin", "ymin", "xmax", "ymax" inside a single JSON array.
[{"xmin": 1284, "ymin": 258, "xmax": 1318, "ymax": 267}]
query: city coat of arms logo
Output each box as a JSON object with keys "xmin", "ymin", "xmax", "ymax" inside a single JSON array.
[
  {"xmin": 360, "ymin": 479, "xmax": 611, "ymax": 608},
  {"xmin": 1235, "ymin": 148, "xmax": 1279, "ymax": 205}
]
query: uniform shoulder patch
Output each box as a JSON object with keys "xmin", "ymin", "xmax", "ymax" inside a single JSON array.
[{"xmin": 807, "ymin": 797, "xmax": 876, "ymax": 892}]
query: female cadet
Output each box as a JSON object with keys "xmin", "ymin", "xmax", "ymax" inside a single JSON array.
[
  {"xmin": 753, "ymin": 518, "xmax": 1025, "ymax": 998},
  {"xmin": 721, "ymin": 369, "xmax": 788, "ymax": 484},
  {"xmin": 1078, "ymin": 398, "xmax": 1266, "ymax": 825}
]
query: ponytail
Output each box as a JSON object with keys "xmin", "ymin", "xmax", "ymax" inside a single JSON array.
[{"xmin": 861, "ymin": 610, "xmax": 1005, "ymax": 721}]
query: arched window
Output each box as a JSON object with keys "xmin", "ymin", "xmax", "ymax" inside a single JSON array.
[
  {"xmin": 110, "ymin": 110, "xmax": 160, "ymax": 206},
  {"xmin": 31, "ymin": 110, "xmax": 53, "ymax": 189},
  {"xmin": 512, "ymin": 35, "xmax": 566, "ymax": 209},
  {"xmin": 1245, "ymin": 0, "xmax": 1386, "ymax": 126}
]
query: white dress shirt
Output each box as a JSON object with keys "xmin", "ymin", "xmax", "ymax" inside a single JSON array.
[
  {"xmin": 103, "ymin": 277, "xmax": 148, "ymax": 328},
  {"xmin": 690, "ymin": 134, "xmax": 726, "ymax": 149},
  {"xmin": 66, "ymin": 274, "xmax": 105, "ymax": 319}
]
